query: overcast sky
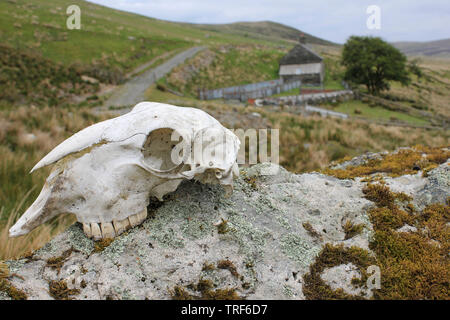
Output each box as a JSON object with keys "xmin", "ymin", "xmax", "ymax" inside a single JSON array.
[{"xmin": 87, "ymin": 0, "xmax": 449, "ymax": 43}]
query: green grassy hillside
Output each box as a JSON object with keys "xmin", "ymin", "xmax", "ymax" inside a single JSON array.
[
  {"xmin": 0, "ymin": 0, "xmax": 336, "ymax": 106},
  {"xmin": 1, "ymin": 0, "xmax": 328, "ymax": 71},
  {"xmin": 188, "ymin": 21, "xmax": 335, "ymax": 46}
]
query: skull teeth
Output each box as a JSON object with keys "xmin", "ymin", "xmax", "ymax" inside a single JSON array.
[{"xmin": 82, "ymin": 209, "xmax": 148, "ymax": 240}]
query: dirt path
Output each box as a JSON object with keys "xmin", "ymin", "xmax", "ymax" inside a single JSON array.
[{"xmin": 101, "ymin": 46, "xmax": 205, "ymax": 109}]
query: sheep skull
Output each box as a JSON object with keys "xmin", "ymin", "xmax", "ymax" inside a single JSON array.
[{"xmin": 9, "ymin": 102, "xmax": 240, "ymax": 240}]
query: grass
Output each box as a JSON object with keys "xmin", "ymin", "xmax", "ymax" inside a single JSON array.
[
  {"xmin": 164, "ymin": 45, "xmax": 288, "ymax": 97},
  {"xmin": 0, "ymin": 0, "xmax": 293, "ymax": 71},
  {"xmin": 0, "ymin": 105, "xmax": 109, "ymax": 260},
  {"xmin": 327, "ymin": 100, "xmax": 430, "ymax": 126},
  {"xmin": 0, "ymin": 44, "xmax": 99, "ymax": 106},
  {"xmin": 0, "ymin": 0, "xmax": 192, "ymax": 72},
  {"xmin": 313, "ymin": 45, "xmax": 450, "ymax": 124}
]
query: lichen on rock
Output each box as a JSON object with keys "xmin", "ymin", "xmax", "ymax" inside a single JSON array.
[{"xmin": 2, "ymin": 147, "xmax": 448, "ymax": 300}]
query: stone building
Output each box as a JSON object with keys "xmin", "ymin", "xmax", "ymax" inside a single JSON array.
[{"xmin": 279, "ymin": 41, "xmax": 325, "ymax": 86}]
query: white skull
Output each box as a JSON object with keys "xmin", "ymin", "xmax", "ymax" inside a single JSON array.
[{"xmin": 9, "ymin": 102, "xmax": 240, "ymax": 240}]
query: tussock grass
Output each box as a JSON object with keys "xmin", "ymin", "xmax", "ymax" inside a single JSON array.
[{"xmin": 0, "ymin": 105, "xmax": 109, "ymax": 260}]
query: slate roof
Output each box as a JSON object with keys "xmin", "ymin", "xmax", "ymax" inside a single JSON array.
[{"xmin": 279, "ymin": 44, "xmax": 323, "ymax": 65}]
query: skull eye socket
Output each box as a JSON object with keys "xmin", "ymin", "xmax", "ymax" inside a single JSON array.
[{"xmin": 142, "ymin": 128, "xmax": 184, "ymax": 172}]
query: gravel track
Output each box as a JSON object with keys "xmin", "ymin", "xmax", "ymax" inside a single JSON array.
[{"xmin": 103, "ymin": 46, "xmax": 205, "ymax": 108}]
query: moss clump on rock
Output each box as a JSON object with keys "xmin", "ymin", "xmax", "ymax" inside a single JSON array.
[
  {"xmin": 217, "ymin": 259, "xmax": 239, "ymax": 278},
  {"xmin": 48, "ymin": 280, "xmax": 80, "ymax": 300},
  {"xmin": 216, "ymin": 218, "xmax": 229, "ymax": 234},
  {"xmin": 46, "ymin": 248, "xmax": 75, "ymax": 274},
  {"xmin": 0, "ymin": 262, "xmax": 28, "ymax": 300},
  {"xmin": 0, "ymin": 279, "xmax": 28, "ymax": 300},
  {"xmin": 305, "ymin": 170, "xmax": 449, "ymax": 300},
  {"xmin": 303, "ymin": 244, "xmax": 375, "ymax": 300},
  {"xmin": 342, "ymin": 221, "xmax": 365, "ymax": 240},
  {"xmin": 363, "ymin": 183, "xmax": 450, "ymax": 299},
  {"xmin": 170, "ymin": 278, "xmax": 242, "ymax": 300},
  {"xmin": 93, "ymin": 238, "xmax": 114, "ymax": 253},
  {"xmin": 302, "ymin": 222, "xmax": 322, "ymax": 239},
  {"xmin": 323, "ymin": 146, "xmax": 449, "ymax": 180},
  {"xmin": 202, "ymin": 262, "xmax": 216, "ymax": 272}
]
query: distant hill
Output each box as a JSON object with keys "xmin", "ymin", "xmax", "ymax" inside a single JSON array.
[
  {"xmin": 188, "ymin": 21, "xmax": 335, "ymax": 46},
  {"xmin": 0, "ymin": 0, "xmax": 334, "ymax": 71},
  {"xmin": 392, "ymin": 39, "xmax": 450, "ymax": 57}
]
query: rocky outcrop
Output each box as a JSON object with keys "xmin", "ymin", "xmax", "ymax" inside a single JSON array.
[{"xmin": 1, "ymin": 155, "xmax": 448, "ymax": 300}]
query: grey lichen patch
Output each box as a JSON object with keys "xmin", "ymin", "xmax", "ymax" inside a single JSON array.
[
  {"xmin": 5, "ymin": 259, "xmax": 26, "ymax": 274},
  {"xmin": 0, "ymin": 291, "xmax": 11, "ymax": 300},
  {"xmin": 33, "ymin": 240, "xmax": 59, "ymax": 259},
  {"xmin": 255, "ymin": 194, "xmax": 275, "ymax": 211},
  {"xmin": 67, "ymin": 224, "xmax": 94, "ymax": 255},
  {"xmin": 101, "ymin": 230, "xmax": 135, "ymax": 262},
  {"xmin": 227, "ymin": 215, "xmax": 270, "ymax": 258},
  {"xmin": 149, "ymin": 222, "xmax": 185, "ymax": 249},
  {"xmin": 280, "ymin": 234, "xmax": 320, "ymax": 267},
  {"xmin": 283, "ymin": 285, "xmax": 295, "ymax": 298},
  {"xmin": 276, "ymin": 215, "xmax": 291, "ymax": 230},
  {"xmin": 180, "ymin": 216, "xmax": 215, "ymax": 240},
  {"xmin": 121, "ymin": 288, "xmax": 136, "ymax": 300},
  {"xmin": 143, "ymin": 207, "xmax": 185, "ymax": 249}
]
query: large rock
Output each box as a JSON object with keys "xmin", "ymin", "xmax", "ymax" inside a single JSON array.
[{"xmin": 2, "ymin": 160, "xmax": 448, "ymax": 300}]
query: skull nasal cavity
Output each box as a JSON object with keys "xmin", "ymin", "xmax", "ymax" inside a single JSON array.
[{"xmin": 142, "ymin": 128, "xmax": 181, "ymax": 171}]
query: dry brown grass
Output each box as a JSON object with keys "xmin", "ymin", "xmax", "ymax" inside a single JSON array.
[
  {"xmin": 0, "ymin": 197, "xmax": 75, "ymax": 260},
  {"xmin": 269, "ymin": 111, "xmax": 449, "ymax": 173},
  {"xmin": 0, "ymin": 105, "xmax": 109, "ymax": 260}
]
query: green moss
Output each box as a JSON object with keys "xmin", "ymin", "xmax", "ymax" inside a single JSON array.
[
  {"xmin": 303, "ymin": 244, "xmax": 375, "ymax": 300},
  {"xmin": 0, "ymin": 278, "xmax": 28, "ymax": 300},
  {"xmin": 202, "ymin": 288, "xmax": 241, "ymax": 300},
  {"xmin": 202, "ymin": 262, "xmax": 216, "ymax": 272},
  {"xmin": 302, "ymin": 222, "xmax": 321, "ymax": 239},
  {"xmin": 306, "ymin": 179, "xmax": 449, "ymax": 300},
  {"xmin": 48, "ymin": 280, "xmax": 80, "ymax": 300},
  {"xmin": 323, "ymin": 146, "xmax": 449, "ymax": 179},
  {"xmin": 362, "ymin": 183, "xmax": 411, "ymax": 209},
  {"xmin": 170, "ymin": 286, "xmax": 193, "ymax": 300},
  {"xmin": 170, "ymin": 278, "xmax": 242, "ymax": 300},
  {"xmin": 342, "ymin": 221, "xmax": 365, "ymax": 240},
  {"xmin": 216, "ymin": 218, "xmax": 229, "ymax": 234},
  {"xmin": 46, "ymin": 248, "xmax": 74, "ymax": 274},
  {"xmin": 217, "ymin": 259, "xmax": 239, "ymax": 278},
  {"xmin": 364, "ymin": 183, "xmax": 449, "ymax": 299},
  {"xmin": 0, "ymin": 262, "xmax": 28, "ymax": 300},
  {"xmin": 93, "ymin": 238, "xmax": 114, "ymax": 253}
]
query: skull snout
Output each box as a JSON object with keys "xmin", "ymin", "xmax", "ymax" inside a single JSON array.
[{"xmin": 9, "ymin": 183, "xmax": 53, "ymax": 237}]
